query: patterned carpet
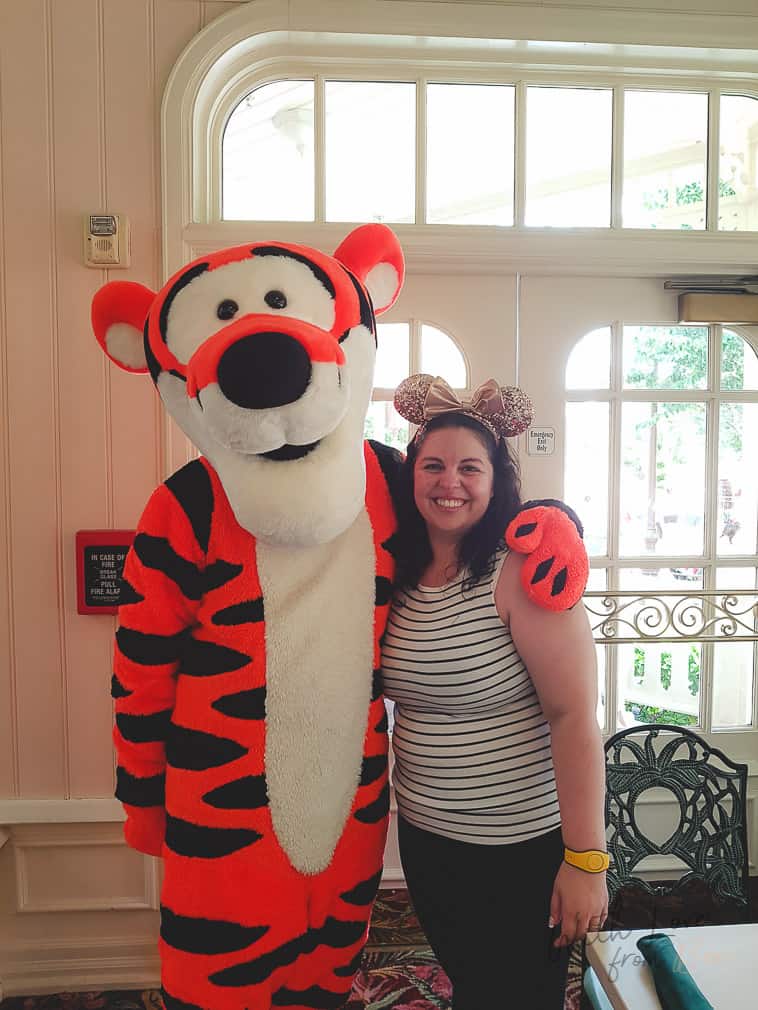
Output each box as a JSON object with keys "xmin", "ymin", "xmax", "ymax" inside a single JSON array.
[{"xmin": 0, "ymin": 890, "xmax": 583, "ymax": 1010}]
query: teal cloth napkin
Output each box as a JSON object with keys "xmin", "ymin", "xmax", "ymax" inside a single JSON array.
[{"xmin": 636, "ymin": 933, "xmax": 714, "ymax": 1010}]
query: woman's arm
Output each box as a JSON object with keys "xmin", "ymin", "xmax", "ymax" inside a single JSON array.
[{"xmin": 496, "ymin": 552, "xmax": 608, "ymax": 946}]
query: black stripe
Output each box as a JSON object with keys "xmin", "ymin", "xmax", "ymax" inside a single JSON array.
[
  {"xmin": 374, "ymin": 710, "xmax": 388, "ymax": 734},
  {"xmin": 117, "ymin": 578, "xmax": 144, "ymax": 606},
  {"xmin": 354, "ymin": 782, "xmax": 390, "ymax": 824},
  {"xmin": 342, "ymin": 266, "xmax": 375, "ymax": 335},
  {"xmin": 212, "ymin": 597, "xmax": 264, "ymax": 626},
  {"xmin": 212, "ymin": 934, "xmax": 308, "ymax": 987},
  {"xmin": 164, "ymin": 815, "xmax": 262, "ymax": 858},
  {"xmin": 551, "ymin": 567, "xmax": 568, "ymax": 596},
  {"xmin": 531, "ymin": 557, "xmax": 554, "ymax": 585},
  {"xmin": 111, "ymin": 674, "xmax": 131, "ymax": 699},
  {"xmin": 116, "ymin": 709, "xmax": 172, "ymax": 744},
  {"xmin": 514, "ymin": 521, "xmax": 537, "ymax": 538},
  {"xmin": 166, "ymin": 725, "xmax": 247, "ymax": 770},
  {"xmin": 251, "ymin": 246, "xmax": 336, "ymax": 298},
  {"xmin": 212, "ymin": 687, "xmax": 266, "ymax": 720},
  {"xmin": 116, "ymin": 626, "xmax": 185, "ymax": 666},
  {"xmin": 332, "ymin": 950, "xmax": 363, "ymax": 978},
  {"xmin": 205, "ymin": 558, "xmax": 245, "ymax": 591},
  {"xmin": 115, "ymin": 767, "xmax": 165, "ymax": 807},
  {"xmin": 371, "ymin": 668, "xmax": 382, "ymax": 702},
  {"xmin": 272, "ymin": 987, "xmax": 346, "ymax": 1009},
  {"xmin": 132, "ymin": 533, "xmax": 206, "ymax": 599},
  {"xmin": 144, "ymin": 318, "xmax": 162, "ymax": 384},
  {"xmin": 158, "ymin": 262, "xmax": 209, "ymax": 343},
  {"xmin": 202, "ymin": 775, "xmax": 268, "ymax": 810},
  {"xmin": 210, "ymin": 918, "xmax": 365, "ymax": 988},
  {"xmin": 375, "ymin": 576, "xmax": 393, "ymax": 606},
  {"xmin": 181, "ymin": 636, "xmax": 251, "ymax": 677},
  {"xmin": 360, "ymin": 754, "xmax": 386, "ymax": 787},
  {"xmin": 161, "ymin": 989, "xmax": 203, "ymax": 1010},
  {"xmin": 165, "ymin": 461, "xmax": 214, "ymax": 553},
  {"xmin": 160, "ymin": 905, "xmax": 268, "ymax": 954},
  {"xmin": 339, "ymin": 870, "xmax": 383, "ymax": 906},
  {"xmin": 380, "ymin": 531, "xmax": 402, "ymax": 560}
]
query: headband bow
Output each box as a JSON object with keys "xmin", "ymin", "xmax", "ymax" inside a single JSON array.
[{"xmin": 394, "ymin": 374, "xmax": 533, "ymax": 441}]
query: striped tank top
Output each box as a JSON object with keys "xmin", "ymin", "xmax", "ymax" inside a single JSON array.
[{"xmin": 381, "ymin": 548, "xmax": 561, "ymax": 844}]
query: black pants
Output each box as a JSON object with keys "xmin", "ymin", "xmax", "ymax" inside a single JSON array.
[{"xmin": 398, "ymin": 816, "xmax": 570, "ymax": 1010}]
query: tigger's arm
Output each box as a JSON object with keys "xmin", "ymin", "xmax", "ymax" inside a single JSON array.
[
  {"xmin": 505, "ymin": 499, "xmax": 589, "ymax": 612},
  {"xmin": 112, "ymin": 482, "xmax": 203, "ymax": 856}
]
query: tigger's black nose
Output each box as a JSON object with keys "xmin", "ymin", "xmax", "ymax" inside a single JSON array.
[{"xmin": 217, "ymin": 332, "xmax": 311, "ymax": 409}]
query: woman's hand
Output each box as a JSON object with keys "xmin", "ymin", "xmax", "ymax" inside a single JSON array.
[{"xmin": 549, "ymin": 861, "xmax": 608, "ymax": 947}]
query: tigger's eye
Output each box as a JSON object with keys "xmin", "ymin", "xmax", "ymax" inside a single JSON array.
[
  {"xmin": 265, "ymin": 289, "xmax": 288, "ymax": 310},
  {"xmin": 217, "ymin": 299, "xmax": 239, "ymax": 320}
]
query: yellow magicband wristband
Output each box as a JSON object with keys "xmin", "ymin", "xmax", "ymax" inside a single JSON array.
[{"xmin": 564, "ymin": 847, "xmax": 609, "ymax": 873}]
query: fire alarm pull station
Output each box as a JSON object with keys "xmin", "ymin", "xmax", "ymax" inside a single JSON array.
[{"xmin": 83, "ymin": 213, "xmax": 130, "ymax": 268}]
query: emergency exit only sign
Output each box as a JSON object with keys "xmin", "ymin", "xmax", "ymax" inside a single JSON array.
[{"xmin": 527, "ymin": 427, "xmax": 555, "ymax": 455}]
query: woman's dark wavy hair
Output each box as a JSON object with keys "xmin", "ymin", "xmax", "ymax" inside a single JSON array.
[{"xmin": 393, "ymin": 412, "xmax": 522, "ymax": 592}]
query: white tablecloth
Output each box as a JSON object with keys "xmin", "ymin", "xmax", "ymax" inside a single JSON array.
[{"xmin": 585, "ymin": 923, "xmax": 758, "ymax": 1009}]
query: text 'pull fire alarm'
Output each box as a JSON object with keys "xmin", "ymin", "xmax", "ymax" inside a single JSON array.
[{"xmin": 83, "ymin": 213, "xmax": 131, "ymax": 268}]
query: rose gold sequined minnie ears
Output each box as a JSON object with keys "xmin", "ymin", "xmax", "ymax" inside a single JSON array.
[{"xmin": 393, "ymin": 374, "xmax": 533, "ymax": 443}]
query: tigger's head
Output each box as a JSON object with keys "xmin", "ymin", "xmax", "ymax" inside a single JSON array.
[{"xmin": 92, "ymin": 224, "xmax": 404, "ymax": 546}]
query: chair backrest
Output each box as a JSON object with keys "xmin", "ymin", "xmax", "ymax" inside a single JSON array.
[{"xmin": 604, "ymin": 723, "xmax": 750, "ymax": 928}]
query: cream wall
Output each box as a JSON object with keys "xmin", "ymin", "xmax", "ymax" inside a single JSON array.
[
  {"xmin": 0, "ymin": 0, "xmax": 241, "ymax": 996},
  {"xmin": 0, "ymin": 0, "xmax": 757, "ymax": 998}
]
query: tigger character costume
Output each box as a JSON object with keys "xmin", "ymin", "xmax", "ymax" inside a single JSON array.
[{"xmin": 91, "ymin": 224, "xmax": 588, "ymax": 1010}]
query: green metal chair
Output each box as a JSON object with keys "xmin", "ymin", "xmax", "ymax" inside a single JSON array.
[
  {"xmin": 604, "ymin": 722, "xmax": 750, "ymax": 929},
  {"xmin": 581, "ymin": 723, "xmax": 749, "ymax": 1010}
]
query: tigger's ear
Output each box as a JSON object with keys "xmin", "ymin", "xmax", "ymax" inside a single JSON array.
[
  {"xmin": 333, "ymin": 224, "xmax": 404, "ymax": 315},
  {"xmin": 91, "ymin": 281, "xmax": 156, "ymax": 373}
]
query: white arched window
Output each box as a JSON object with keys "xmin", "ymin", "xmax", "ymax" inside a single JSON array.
[
  {"xmin": 214, "ymin": 78, "xmax": 758, "ymax": 232},
  {"xmin": 566, "ymin": 324, "xmax": 758, "ymax": 734},
  {"xmin": 368, "ymin": 321, "xmax": 469, "ymax": 449}
]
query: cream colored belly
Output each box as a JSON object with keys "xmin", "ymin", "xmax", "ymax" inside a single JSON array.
[{"xmin": 256, "ymin": 510, "xmax": 376, "ymax": 874}]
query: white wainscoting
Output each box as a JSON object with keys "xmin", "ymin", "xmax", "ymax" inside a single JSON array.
[{"xmin": 0, "ymin": 778, "xmax": 755, "ymax": 998}]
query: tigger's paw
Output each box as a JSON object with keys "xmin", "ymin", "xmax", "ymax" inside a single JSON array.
[
  {"xmin": 505, "ymin": 500, "xmax": 589, "ymax": 611},
  {"xmin": 123, "ymin": 804, "xmax": 165, "ymax": 856}
]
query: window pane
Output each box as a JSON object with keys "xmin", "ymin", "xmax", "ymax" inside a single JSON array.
[
  {"xmin": 718, "ymin": 402, "xmax": 758, "ymax": 556},
  {"xmin": 565, "ymin": 402, "xmax": 609, "ymax": 556},
  {"xmin": 713, "ymin": 568, "xmax": 756, "ymax": 729},
  {"xmin": 374, "ymin": 323, "xmax": 410, "ymax": 389},
  {"xmin": 619, "ymin": 567, "xmax": 704, "ymax": 591},
  {"xmin": 223, "ymin": 81, "xmax": 314, "ymax": 221},
  {"xmin": 420, "ymin": 324, "xmax": 467, "ymax": 388},
  {"xmin": 712, "ymin": 643, "xmax": 755, "ymax": 728},
  {"xmin": 427, "ymin": 84, "xmax": 515, "ymax": 225},
  {"xmin": 623, "ymin": 325, "xmax": 708, "ymax": 390},
  {"xmin": 721, "ymin": 329, "xmax": 758, "ymax": 391},
  {"xmin": 620, "ymin": 402, "xmax": 706, "ymax": 558},
  {"xmin": 326, "ymin": 82, "xmax": 415, "ymax": 223},
  {"xmin": 617, "ymin": 641, "xmax": 700, "ymax": 729},
  {"xmin": 364, "ymin": 400, "xmax": 410, "ymax": 451},
  {"xmin": 623, "ymin": 90, "xmax": 708, "ymax": 230},
  {"xmin": 719, "ymin": 95, "xmax": 758, "ymax": 232},
  {"xmin": 525, "ymin": 87, "xmax": 612, "ymax": 227},
  {"xmin": 566, "ymin": 327, "xmax": 611, "ymax": 390}
]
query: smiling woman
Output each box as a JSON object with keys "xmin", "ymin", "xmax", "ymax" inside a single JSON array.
[{"xmin": 381, "ymin": 374, "xmax": 606, "ymax": 1010}]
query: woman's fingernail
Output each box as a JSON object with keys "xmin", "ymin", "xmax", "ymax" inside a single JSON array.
[{"xmin": 548, "ymin": 917, "xmax": 554, "ymax": 928}]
